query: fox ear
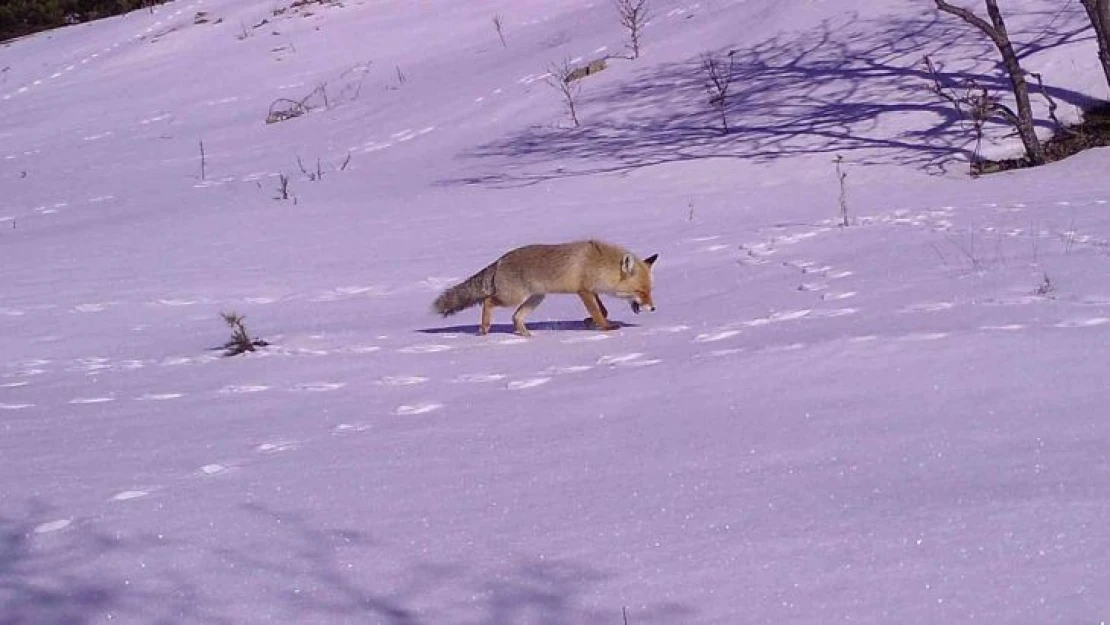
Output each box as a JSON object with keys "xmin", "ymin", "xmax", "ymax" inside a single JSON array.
[
  {"xmin": 644, "ymin": 253, "xmax": 658, "ymax": 267},
  {"xmin": 621, "ymin": 254, "xmax": 636, "ymax": 277}
]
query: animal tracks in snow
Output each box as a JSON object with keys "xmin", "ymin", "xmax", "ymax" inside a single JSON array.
[
  {"xmin": 897, "ymin": 332, "xmax": 950, "ymax": 342},
  {"xmin": 110, "ymin": 489, "xmax": 152, "ymax": 502},
  {"xmin": 333, "ymin": 422, "xmax": 372, "ymax": 434},
  {"xmin": 310, "ymin": 285, "xmax": 389, "ymax": 302},
  {"xmin": 561, "ymin": 333, "xmax": 611, "ymax": 344},
  {"xmin": 810, "ymin": 308, "xmax": 859, "ymax": 318},
  {"xmin": 981, "ymin": 324, "xmax": 1026, "ymax": 332},
  {"xmin": 34, "ymin": 519, "xmax": 73, "ymax": 534},
  {"xmin": 541, "ymin": 364, "xmax": 594, "ymax": 375},
  {"xmin": 68, "ymin": 396, "xmax": 116, "ymax": 405},
  {"xmin": 219, "ymin": 384, "xmax": 271, "ymax": 394},
  {"xmin": 1054, "ymin": 317, "xmax": 1110, "ymax": 329},
  {"xmin": 199, "ymin": 463, "xmax": 230, "ymax": 476},
  {"xmin": 695, "ymin": 329, "xmax": 741, "ymax": 343},
  {"xmin": 395, "ymin": 401, "xmax": 444, "ymax": 415},
  {"xmin": 290, "ymin": 382, "xmax": 346, "ymax": 392},
  {"xmin": 903, "ymin": 302, "xmax": 955, "ymax": 313},
  {"xmin": 216, "ymin": 381, "xmax": 347, "ymax": 396},
  {"xmin": 151, "ymin": 297, "xmax": 203, "ymax": 307},
  {"xmin": 136, "ymin": 392, "xmax": 184, "ymax": 401},
  {"xmin": 736, "ymin": 309, "xmax": 814, "ymax": 328},
  {"xmin": 646, "ymin": 325, "xmax": 691, "ymax": 335},
  {"xmin": 377, "ymin": 375, "xmax": 428, "ymax": 387},
  {"xmin": 771, "ymin": 309, "xmax": 813, "ymax": 322},
  {"xmin": 340, "ymin": 345, "xmax": 382, "ymax": 355},
  {"xmin": 595, "ymin": 353, "xmax": 662, "ymax": 368},
  {"xmin": 255, "ymin": 440, "xmax": 296, "ymax": 454},
  {"xmin": 73, "ymin": 302, "xmax": 116, "ymax": 313},
  {"xmin": 507, "ymin": 377, "xmax": 551, "ymax": 390},
  {"xmin": 398, "ymin": 343, "xmax": 453, "ymax": 354},
  {"xmin": 453, "ymin": 373, "xmax": 506, "ymax": 383},
  {"xmin": 596, "ymin": 353, "xmax": 642, "ymax": 365}
]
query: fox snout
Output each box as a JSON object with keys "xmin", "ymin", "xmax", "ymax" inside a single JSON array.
[
  {"xmin": 621, "ymin": 252, "xmax": 657, "ymax": 315},
  {"xmin": 630, "ymin": 295, "xmax": 656, "ymax": 314}
]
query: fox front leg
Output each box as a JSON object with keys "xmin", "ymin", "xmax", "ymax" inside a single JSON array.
[
  {"xmin": 578, "ymin": 291, "xmax": 616, "ymax": 331},
  {"xmin": 582, "ymin": 293, "xmax": 611, "ymax": 329}
]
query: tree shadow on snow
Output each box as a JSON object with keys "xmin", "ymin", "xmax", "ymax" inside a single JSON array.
[
  {"xmin": 0, "ymin": 499, "xmax": 229, "ymax": 625},
  {"xmin": 210, "ymin": 502, "xmax": 430, "ymax": 624},
  {"xmin": 441, "ymin": 6, "xmax": 1096, "ymax": 187},
  {"xmin": 418, "ymin": 319, "xmax": 639, "ymax": 335},
  {"xmin": 212, "ymin": 502, "xmax": 694, "ymax": 625},
  {"xmin": 0, "ymin": 497, "xmax": 691, "ymax": 623}
]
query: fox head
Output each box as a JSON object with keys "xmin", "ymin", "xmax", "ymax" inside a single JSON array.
[{"xmin": 618, "ymin": 252, "xmax": 658, "ymax": 314}]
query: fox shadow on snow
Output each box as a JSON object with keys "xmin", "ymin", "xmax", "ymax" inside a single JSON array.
[{"xmin": 418, "ymin": 318, "xmax": 639, "ymax": 335}]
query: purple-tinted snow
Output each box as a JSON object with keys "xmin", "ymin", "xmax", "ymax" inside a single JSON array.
[{"xmin": 2, "ymin": 0, "xmax": 1109, "ymax": 623}]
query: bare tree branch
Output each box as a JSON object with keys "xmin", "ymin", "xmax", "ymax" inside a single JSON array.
[
  {"xmin": 493, "ymin": 14, "xmax": 507, "ymax": 49},
  {"xmin": 1078, "ymin": 0, "xmax": 1110, "ymax": 89},
  {"xmin": 933, "ymin": 0, "xmax": 1045, "ymax": 165},
  {"xmin": 546, "ymin": 59, "xmax": 583, "ymax": 127},
  {"xmin": 615, "ymin": 0, "xmax": 649, "ymax": 59},
  {"xmin": 701, "ymin": 51, "xmax": 736, "ymax": 133}
]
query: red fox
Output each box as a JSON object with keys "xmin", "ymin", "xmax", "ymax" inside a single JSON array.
[{"xmin": 433, "ymin": 240, "xmax": 658, "ymax": 336}]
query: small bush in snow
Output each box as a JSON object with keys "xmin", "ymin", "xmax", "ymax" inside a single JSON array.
[
  {"xmin": 297, "ymin": 156, "xmax": 323, "ymax": 181},
  {"xmin": 1034, "ymin": 273, "xmax": 1055, "ymax": 297},
  {"xmin": 834, "ymin": 154, "xmax": 850, "ymax": 227},
  {"xmin": 220, "ymin": 312, "xmax": 269, "ymax": 356},
  {"xmin": 275, "ymin": 173, "xmax": 294, "ymax": 202},
  {"xmin": 266, "ymin": 83, "xmax": 327, "ymax": 124}
]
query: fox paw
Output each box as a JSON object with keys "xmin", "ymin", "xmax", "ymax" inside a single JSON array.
[{"xmin": 584, "ymin": 317, "xmax": 617, "ymax": 331}]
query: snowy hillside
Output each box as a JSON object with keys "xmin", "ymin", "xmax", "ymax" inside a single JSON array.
[{"xmin": 2, "ymin": 0, "xmax": 1109, "ymax": 623}]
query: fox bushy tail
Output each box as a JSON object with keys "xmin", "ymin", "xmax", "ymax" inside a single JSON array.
[{"xmin": 433, "ymin": 262, "xmax": 497, "ymax": 316}]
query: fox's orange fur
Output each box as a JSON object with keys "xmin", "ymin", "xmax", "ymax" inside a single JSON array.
[{"xmin": 432, "ymin": 240, "xmax": 658, "ymax": 336}]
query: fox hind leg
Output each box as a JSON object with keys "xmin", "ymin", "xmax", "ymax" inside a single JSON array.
[
  {"xmin": 479, "ymin": 297, "xmax": 496, "ymax": 335},
  {"xmin": 512, "ymin": 294, "xmax": 545, "ymax": 337}
]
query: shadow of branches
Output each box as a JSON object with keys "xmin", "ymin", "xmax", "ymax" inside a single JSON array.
[
  {"xmin": 212, "ymin": 502, "xmax": 429, "ymax": 624},
  {"xmin": 447, "ymin": 6, "xmax": 1094, "ymax": 187},
  {"xmin": 215, "ymin": 502, "xmax": 693, "ymax": 624},
  {"xmin": 2, "ymin": 498, "xmax": 692, "ymax": 623},
  {"xmin": 0, "ymin": 500, "xmax": 225, "ymax": 625}
]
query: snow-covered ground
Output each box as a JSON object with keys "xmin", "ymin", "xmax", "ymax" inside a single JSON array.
[{"xmin": 2, "ymin": 0, "xmax": 1109, "ymax": 623}]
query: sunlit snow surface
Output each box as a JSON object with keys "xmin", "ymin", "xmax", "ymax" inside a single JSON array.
[{"xmin": 2, "ymin": 0, "xmax": 1109, "ymax": 622}]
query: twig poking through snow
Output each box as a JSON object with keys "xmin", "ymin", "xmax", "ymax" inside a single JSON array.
[{"xmin": 835, "ymin": 154, "xmax": 849, "ymax": 227}]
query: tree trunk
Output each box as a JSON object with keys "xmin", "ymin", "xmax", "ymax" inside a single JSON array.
[
  {"xmin": 934, "ymin": 0, "xmax": 1046, "ymax": 165},
  {"xmin": 984, "ymin": 0, "xmax": 1045, "ymax": 164},
  {"xmin": 1079, "ymin": 0, "xmax": 1110, "ymax": 91}
]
